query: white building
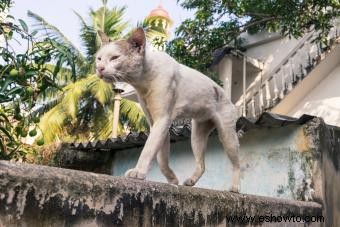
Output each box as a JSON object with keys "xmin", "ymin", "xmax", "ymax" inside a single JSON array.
[
  {"xmin": 215, "ymin": 21, "xmax": 340, "ymax": 126},
  {"xmin": 121, "ymin": 17, "xmax": 340, "ymax": 127}
]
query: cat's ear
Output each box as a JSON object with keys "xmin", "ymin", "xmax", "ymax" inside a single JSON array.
[
  {"xmin": 98, "ymin": 31, "xmax": 111, "ymax": 45},
  {"xmin": 128, "ymin": 28, "xmax": 146, "ymax": 54}
]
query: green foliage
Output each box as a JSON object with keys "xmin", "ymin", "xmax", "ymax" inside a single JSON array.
[
  {"xmin": 167, "ymin": 0, "xmax": 340, "ymax": 75},
  {"xmin": 138, "ymin": 19, "xmax": 169, "ymax": 50},
  {"xmin": 0, "ymin": 0, "xmax": 11, "ymax": 10},
  {"xmin": 0, "ymin": 0, "xmax": 76, "ymax": 160},
  {"xmin": 28, "ymin": 11, "xmax": 88, "ymax": 80},
  {"xmin": 0, "ymin": 0, "xmax": 163, "ymax": 161},
  {"xmin": 74, "ymin": 4, "xmax": 128, "ymax": 63},
  {"xmin": 38, "ymin": 75, "xmax": 147, "ymax": 144},
  {"xmin": 30, "ymin": 1, "xmax": 148, "ymax": 144}
]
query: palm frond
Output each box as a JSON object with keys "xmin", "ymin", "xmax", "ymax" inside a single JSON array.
[
  {"xmin": 62, "ymin": 80, "xmax": 88, "ymax": 118},
  {"xmin": 90, "ymin": 104, "xmax": 113, "ymax": 141},
  {"xmin": 31, "ymin": 97, "xmax": 61, "ymax": 117},
  {"xmin": 91, "ymin": 6, "xmax": 129, "ymax": 42},
  {"xmin": 38, "ymin": 74, "xmax": 115, "ymax": 143},
  {"xmin": 28, "ymin": 11, "xmax": 81, "ymax": 53},
  {"xmin": 28, "ymin": 11, "xmax": 90, "ymax": 73},
  {"xmin": 44, "ymin": 64, "xmax": 74, "ymax": 86},
  {"xmin": 74, "ymin": 11, "xmax": 97, "ymax": 63},
  {"xmin": 35, "ymin": 2, "xmax": 149, "ymax": 144},
  {"xmin": 87, "ymin": 74, "xmax": 113, "ymax": 104},
  {"xmin": 38, "ymin": 103, "xmax": 68, "ymax": 143},
  {"xmin": 120, "ymin": 99, "xmax": 148, "ymax": 132}
]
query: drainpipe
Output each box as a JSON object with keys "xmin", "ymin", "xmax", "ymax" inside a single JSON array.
[
  {"xmin": 243, "ymin": 55, "xmax": 247, "ymax": 117},
  {"xmin": 218, "ymin": 57, "xmax": 233, "ymax": 99},
  {"xmin": 112, "ymin": 83, "xmax": 124, "ymax": 138}
]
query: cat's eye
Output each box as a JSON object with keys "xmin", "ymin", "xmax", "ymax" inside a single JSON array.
[
  {"xmin": 97, "ymin": 57, "xmax": 101, "ymax": 61},
  {"xmin": 110, "ymin": 56, "xmax": 119, "ymax": 61}
]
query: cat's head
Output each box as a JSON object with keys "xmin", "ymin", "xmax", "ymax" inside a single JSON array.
[{"xmin": 95, "ymin": 28, "xmax": 146, "ymax": 84}]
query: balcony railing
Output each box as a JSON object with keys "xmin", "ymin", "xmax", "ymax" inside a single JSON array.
[{"xmin": 235, "ymin": 25, "xmax": 340, "ymax": 119}]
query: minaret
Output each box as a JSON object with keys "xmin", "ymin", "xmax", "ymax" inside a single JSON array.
[{"xmin": 145, "ymin": 4, "xmax": 173, "ymax": 50}]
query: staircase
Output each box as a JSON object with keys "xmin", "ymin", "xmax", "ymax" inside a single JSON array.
[{"xmin": 235, "ymin": 25, "xmax": 340, "ymax": 119}]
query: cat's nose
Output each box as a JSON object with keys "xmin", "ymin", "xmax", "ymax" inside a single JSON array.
[{"xmin": 97, "ymin": 66, "xmax": 105, "ymax": 73}]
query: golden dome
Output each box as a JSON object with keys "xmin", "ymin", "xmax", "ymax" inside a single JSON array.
[{"xmin": 147, "ymin": 5, "xmax": 172, "ymax": 22}]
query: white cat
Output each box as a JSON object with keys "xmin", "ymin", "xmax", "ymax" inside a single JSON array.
[{"xmin": 96, "ymin": 28, "xmax": 240, "ymax": 192}]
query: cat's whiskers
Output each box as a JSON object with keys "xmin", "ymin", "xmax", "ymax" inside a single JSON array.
[
  {"xmin": 120, "ymin": 73, "xmax": 133, "ymax": 85},
  {"xmin": 105, "ymin": 73, "xmax": 119, "ymax": 83},
  {"xmin": 116, "ymin": 71, "xmax": 132, "ymax": 84},
  {"xmin": 105, "ymin": 71, "xmax": 133, "ymax": 84},
  {"xmin": 112, "ymin": 75, "xmax": 118, "ymax": 83}
]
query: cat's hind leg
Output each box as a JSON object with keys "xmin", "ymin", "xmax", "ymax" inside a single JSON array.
[
  {"xmin": 214, "ymin": 113, "xmax": 240, "ymax": 193},
  {"xmin": 183, "ymin": 119, "xmax": 214, "ymax": 186},
  {"xmin": 157, "ymin": 132, "xmax": 179, "ymax": 185}
]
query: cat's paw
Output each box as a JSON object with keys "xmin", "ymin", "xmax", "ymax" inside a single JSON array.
[
  {"xmin": 183, "ymin": 178, "xmax": 196, "ymax": 186},
  {"xmin": 229, "ymin": 184, "xmax": 240, "ymax": 193},
  {"xmin": 168, "ymin": 177, "xmax": 179, "ymax": 185},
  {"xmin": 124, "ymin": 168, "xmax": 146, "ymax": 180}
]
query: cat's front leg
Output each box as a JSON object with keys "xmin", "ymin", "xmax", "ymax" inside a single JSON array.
[{"xmin": 125, "ymin": 117, "xmax": 171, "ymax": 180}]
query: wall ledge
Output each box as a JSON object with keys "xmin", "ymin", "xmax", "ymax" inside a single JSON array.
[{"xmin": 0, "ymin": 161, "xmax": 322, "ymax": 226}]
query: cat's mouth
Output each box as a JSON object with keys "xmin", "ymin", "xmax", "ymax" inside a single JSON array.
[{"xmin": 99, "ymin": 75, "xmax": 114, "ymax": 83}]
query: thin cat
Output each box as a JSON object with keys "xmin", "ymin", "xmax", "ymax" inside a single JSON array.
[{"xmin": 96, "ymin": 28, "xmax": 240, "ymax": 192}]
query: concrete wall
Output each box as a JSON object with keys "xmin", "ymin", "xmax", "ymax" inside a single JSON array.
[
  {"xmin": 322, "ymin": 124, "xmax": 340, "ymax": 227},
  {"xmin": 111, "ymin": 122, "xmax": 322, "ymax": 201},
  {"xmin": 271, "ymin": 42, "xmax": 340, "ymax": 126},
  {"xmin": 243, "ymin": 32, "xmax": 300, "ymax": 76},
  {"xmin": 0, "ymin": 160, "xmax": 323, "ymax": 227},
  {"xmin": 217, "ymin": 32, "xmax": 302, "ymax": 105},
  {"xmin": 289, "ymin": 65, "xmax": 340, "ymax": 126},
  {"xmin": 52, "ymin": 117, "xmax": 340, "ymax": 226}
]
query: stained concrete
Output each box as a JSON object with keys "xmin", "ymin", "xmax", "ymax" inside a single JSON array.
[
  {"xmin": 54, "ymin": 118, "xmax": 325, "ymax": 199},
  {"xmin": 50, "ymin": 115, "xmax": 340, "ymax": 226},
  {"xmin": 56, "ymin": 124, "xmax": 321, "ymax": 200},
  {"xmin": 0, "ymin": 160, "xmax": 323, "ymax": 227},
  {"xmin": 321, "ymin": 124, "xmax": 340, "ymax": 227},
  {"xmin": 100, "ymin": 120, "xmax": 323, "ymax": 202}
]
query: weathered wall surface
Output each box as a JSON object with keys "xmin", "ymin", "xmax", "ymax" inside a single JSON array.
[
  {"xmin": 243, "ymin": 33, "xmax": 300, "ymax": 75},
  {"xmin": 54, "ymin": 144, "xmax": 112, "ymax": 173},
  {"xmin": 52, "ymin": 115, "xmax": 340, "ymax": 226},
  {"xmin": 321, "ymin": 124, "xmax": 340, "ymax": 227},
  {"xmin": 111, "ymin": 124, "xmax": 321, "ymax": 201},
  {"xmin": 290, "ymin": 64, "xmax": 340, "ymax": 127},
  {"xmin": 0, "ymin": 161, "xmax": 323, "ymax": 227}
]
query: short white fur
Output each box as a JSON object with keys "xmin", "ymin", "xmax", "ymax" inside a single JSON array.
[{"xmin": 95, "ymin": 28, "xmax": 241, "ymax": 192}]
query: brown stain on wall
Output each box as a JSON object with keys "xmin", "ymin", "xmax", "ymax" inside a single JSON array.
[{"xmin": 295, "ymin": 128, "xmax": 312, "ymax": 153}]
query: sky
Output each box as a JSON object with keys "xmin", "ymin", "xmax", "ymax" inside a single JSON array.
[{"xmin": 9, "ymin": 0, "xmax": 194, "ymax": 53}]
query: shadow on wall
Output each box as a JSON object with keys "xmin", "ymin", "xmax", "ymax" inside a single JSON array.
[
  {"xmin": 323, "ymin": 125, "xmax": 340, "ymax": 227},
  {"xmin": 293, "ymin": 97, "xmax": 340, "ymax": 127},
  {"xmin": 245, "ymin": 35, "xmax": 299, "ymax": 75}
]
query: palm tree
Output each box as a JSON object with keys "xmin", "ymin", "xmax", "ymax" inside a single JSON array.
[
  {"xmin": 39, "ymin": 75, "xmax": 147, "ymax": 143},
  {"xmin": 29, "ymin": 0, "xmax": 149, "ymax": 144}
]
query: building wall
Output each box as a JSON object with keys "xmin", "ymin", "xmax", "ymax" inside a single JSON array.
[
  {"xmin": 323, "ymin": 125, "xmax": 340, "ymax": 227},
  {"xmin": 289, "ymin": 65, "xmax": 340, "ymax": 126},
  {"xmin": 218, "ymin": 32, "xmax": 302, "ymax": 105},
  {"xmin": 50, "ymin": 117, "xmax": 339, "ymax": 226},
  {"xmin": 111, "ymin": 124, "xmax": 320, "ymax": 201},
  {"xmin": 244, "ymin": 33, "xmax": 300, "ymax": 76}
]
